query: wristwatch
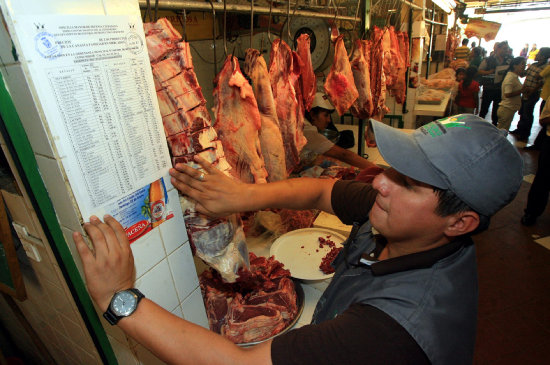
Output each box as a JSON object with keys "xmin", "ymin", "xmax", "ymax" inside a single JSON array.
[{"xmin": 103, "ymin": 288, "xmax": 145, "ymax": 325}]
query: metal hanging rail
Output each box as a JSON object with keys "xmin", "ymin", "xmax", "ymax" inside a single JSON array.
[
  {"xmin": 398, "ymin": 0, "xmax": 423, "ymax": 11},
  {"xmin": 138, "ymin": 0, "xmax": 360, "ymax": 22},
  {"xmin": 424, "ymin": 18, "xmax": 447, "ymax": 26}
]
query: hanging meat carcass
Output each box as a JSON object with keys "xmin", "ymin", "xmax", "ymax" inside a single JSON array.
[
  {"xmin": 390, "ymin": 31, "xmax": 410, "ymax": 104},
  {"xmin": 269, "ymin": 39, "xmax": 307, "ymax": 174},
  {"xmin": 243, "ymin": 49, "xmax": 287, "ymax": 182},
  {"xmin": 381, "ymin": 26, "xmax": 401, "ymax": 89},
  {"xmin": 350, "ymin": 39, "xmax": 374, "ymax": 119},
  {"xmin": 371, "ymin": 27, "xmax": 390, "ymax": 116},
  {"xmin": 144, "ymin": 18, "xmax": 248, "ymax": 282},
  {"xmin": 213, "ymin": 56, "xmax": 268, "ymax": 184},
  {"xmin": 296, "ymin": 33, "xmax": 317, "ymax": 111},
  {"xmin": 324, "ymin": 31, "xmax": 359, "ymax": 115}
]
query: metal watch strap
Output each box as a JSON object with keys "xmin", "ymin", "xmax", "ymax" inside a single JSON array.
[{"xmin": 103, "ymin": 288, "xmax": 145, "ymax": 325}]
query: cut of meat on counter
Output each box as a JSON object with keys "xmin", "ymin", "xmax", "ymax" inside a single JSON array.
[
  {"xmin": 319, "ymin": 246, "xmax": 342, "ymax": 274},
  {"xmin": 296, "ymin": 34, "xmax": 317, "ymax": 112},
  {"xmin": 144, "ymin": 18, "xmax": 248, "ymax": 283},
  {"xmin": 213, "ymin": 55, "xmax": 268, "ymax": 184},
  {"xmin": 324, "ymin": 29, "xmax": 359, "ymax": 116},
  {"xmin": 243, "ymin": 49, "xmax": 287, "ymax": 182},
  {"xmin": 269, "ymin": 39, "xmax": 307, "ymax": 174},
  {"xmin": 200, "ymin": 253, "xmax": 299, "ymax": 344},
  {"xmin": 350, "ymin": 39, "xmax": 374, "ymax": 119}
]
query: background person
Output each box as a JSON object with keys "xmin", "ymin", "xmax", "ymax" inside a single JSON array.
[
  {"xmin": 454, "ymin": 38, "xmax": 470, "ymax": 60},
  {"xmin": 300, "ymin": 92, "xmax": 377, "ymax": 170},
  {"xmin": 525, "ymin": 56, "xmax": 550, "ymax": 150},
  {"xmin": 511, "ymin": 48, "xmax": 550, "ymax": 141},
  {"xmin": 469, "ymin": 47, "xmax": 483, "ymax": 69},
  {"xmin": 456, "ymin": 67, "xmax": 480, "ymax": 114},
  {"xmin": 520, "ymin": 43, "xmax": 529, "ymax": 58},
  {"xmin": 521, "ymin": 96, "xmax": 550, "ymax": 226},
  {"xmin": 528, "ymin": 44, "xmax": 539, "ymax": 64},
  {"xmin": 478, "ymin": 41, "xmax": 511, "ymax": 125},
  {"xmin": 74, "ymin": 116, "xmax": 523, "ymax": 365},
  {"xmin": 497, "ymin": 57, "xmax": 527, "ymax": 131}
]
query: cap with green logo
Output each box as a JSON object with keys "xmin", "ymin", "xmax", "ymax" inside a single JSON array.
[{"xmin": 371, "ymin": 114, "xmax": 524, "ymax": 216}]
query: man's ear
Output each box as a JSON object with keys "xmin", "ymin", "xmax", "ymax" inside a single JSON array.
[{"xmin": 444, "ymin": 211, "xmax": 480, "ymax": 237}]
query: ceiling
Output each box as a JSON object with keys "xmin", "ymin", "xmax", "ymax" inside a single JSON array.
[{"xmin": 464, "ymin": 0, "xmax": 550, "ymax": 11}]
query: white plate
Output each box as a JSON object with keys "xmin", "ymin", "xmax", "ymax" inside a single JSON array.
[{"xmin": 270, "ymin": 228, "xmax": 346, "ymax": 280}]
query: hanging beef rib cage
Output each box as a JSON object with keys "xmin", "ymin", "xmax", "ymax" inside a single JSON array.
[{"xmin": 144, "ymin": 18, "xmax": 248, "ymax": 283}]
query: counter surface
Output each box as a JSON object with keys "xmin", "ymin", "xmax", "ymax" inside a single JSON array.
[{"xmin": 414, "ymin": 92, "xmax": 451, "ymax": 117}]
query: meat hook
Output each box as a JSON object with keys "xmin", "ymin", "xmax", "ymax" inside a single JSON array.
[
  {"xmin": 223, "ymin": 0, "xmax": 228, "ymax": 58},
  {"xmin": 178, "ymin": 8, "xmax": 187, "ymax": 42},
  {"xmin": 266, "ymin": 0, "xmax": 274, "ymax": 45},
  {"xmin": 208, "ymin": 0, "xmax": 218, "ymax": 75},
  {"xmin": 250, "ymin": 0, "xmax": 254, "ymax": 49},
  {"xmin": 142, "ymin": 0, "xmax": 151, "ymax": 22},
  {"xmin": 153, "ymin": 0, "xmax": 159, "ymax": 22},
  {"xmin": 288, "ymin": 0, "xmax": 299, "ymax": 50}
]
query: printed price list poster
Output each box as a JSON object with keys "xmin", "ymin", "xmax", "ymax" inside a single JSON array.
[{"xmin": 12, "ymin": 15, "xmax": 170, "ymax": 220}]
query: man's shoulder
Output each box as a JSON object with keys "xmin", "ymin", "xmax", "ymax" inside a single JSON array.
[{"xmin": 271, "ymin": 304, "xmax": 430, "ymax": 365}]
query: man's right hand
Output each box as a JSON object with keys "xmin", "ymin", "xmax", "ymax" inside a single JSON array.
[{"xmin": 169, "ymin": 156, "xmax": 249, "ymax": 217}]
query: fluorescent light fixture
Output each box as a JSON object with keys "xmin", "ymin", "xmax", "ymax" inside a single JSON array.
[{"xmin": 432, "ymin": 0, "xmax": 457, "ymax": 13}]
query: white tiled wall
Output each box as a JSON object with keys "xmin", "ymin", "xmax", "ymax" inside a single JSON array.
[{"xmin": 0, "ymin": 1, "xmax": 208, "ymax": 365}]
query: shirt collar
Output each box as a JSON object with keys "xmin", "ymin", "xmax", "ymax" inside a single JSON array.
[{"xmin": 361, "ymin": 236, "xmax": 473, "ymax": 276}]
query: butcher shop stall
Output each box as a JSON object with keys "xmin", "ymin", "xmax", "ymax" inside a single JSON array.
[{"xmin": 0, "ymin": 0, "xmax": 465, "ymax": 363}]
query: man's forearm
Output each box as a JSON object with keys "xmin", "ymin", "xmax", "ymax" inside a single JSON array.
[
  {"xmin": 245, "ymin": 177, "xmax": 336, "ymax": 214},
  {"xmin": 324, "ymin": 145, "xmax": 377, "ymax": 170},
  {"xmin": 117, "ymin": 299, "xmax": 272, "ymax": 365}
]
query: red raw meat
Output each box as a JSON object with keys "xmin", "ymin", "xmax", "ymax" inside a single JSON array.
[
  {"xmin": 152, "ymin": 56, "xmax": 182, "ymax": 82},
  {"xmin": 162, "ymin": 112, "xmax": 184, "ymax": 136},
  {"xmin": 371, "ymin": 27, "xmax": 390, "ymax": 115},
  {"xmin": 244, "ymin": 49, "xmax": 287, "ymax": 182},
  {"xmin": 390, "ymin": 31, "xmax": 410, "ymax": 104},
  {"xmin": 324, "ymin": 32, "xmax": 359, "ymax": 115},
  {"xmin": 213, "ymin": 55, "xmax": 268, "ymax": 184},
  {"xmin": 162, "ymin": 70, "xmax": 206, "ymax": 112},
  {"xmin": 166, "ymin": 127, "xmax": 218, "ymax": 156},
  {"xmin": 296, "ymin": 34, "xmax": 316, "ymax": 111},
  {"xmin": 180, "ymin": 105, "xmax": 211, "ymax": 131},
  {"xmin": 200, "ymin": 253, "xmax": 298, "ymax": 344},
  {"xmin": 269, "ymin": 39, "xmax": 307, "ymax": 174},
  {"xmin": 145, "ymin": 18, "xmax": 248, "ymax": 283},
  {"xmin": 156, "ymin": 89, "xmax": 177, "ymax": 117},
  {"xmin": 144, "ymin": 18, "xmax": 181, "ymax": 63},
  {"xmin": 350, "ymin": 39, "xmax": 374, "ymax": 119},
  {"xmin": 382, "ymin": 26, "xmax": 401, "ymax": 88},
  {"xmin": 223, "ymin": 295, "xmax": 286, "ymax": 343}
]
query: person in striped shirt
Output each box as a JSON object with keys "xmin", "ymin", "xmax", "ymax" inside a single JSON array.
[{"xmin": 455, "ymin": 39, "xmax": 470, "ymax": 60}]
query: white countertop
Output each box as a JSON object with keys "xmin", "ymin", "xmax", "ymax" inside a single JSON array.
[{"xmin": 414, "ymin": 92, "xmax": 451, "ymax": 117}]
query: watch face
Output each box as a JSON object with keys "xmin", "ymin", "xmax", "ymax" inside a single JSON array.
[{"xmin": 111, "ymin": 290, "xmax": 137, "ymax": 317}]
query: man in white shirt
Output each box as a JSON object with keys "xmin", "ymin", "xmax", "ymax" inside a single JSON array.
[{"xmin": 301, "ymin": 92, "xmax": 376, "ymax": 170}]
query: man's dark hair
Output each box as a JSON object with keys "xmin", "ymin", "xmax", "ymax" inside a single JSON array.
[
  {"xmin": 305, "ymin": 106, "xmax": 331, "ymax": 123},
  {"xmin": 433, "ymin": 187, "xmax": 490, "ymax": 234},
  {"xmin": 462, "ymin": 39, "xmax": 469, "ymax": 46},
  {"xmin": 507, "ymin": 56, "xmax": 525, "ymax": 73}
]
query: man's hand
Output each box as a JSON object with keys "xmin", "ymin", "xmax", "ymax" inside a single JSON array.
[
  {"xmin": 73, "ymin": 215, "xmax": 135, "ymax": 312},
  {"xmin": 169, "ymin": 156, "xmax": 249, "ymax": 217}
]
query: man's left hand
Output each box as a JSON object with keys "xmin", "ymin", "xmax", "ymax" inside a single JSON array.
[{"xmin": 73, "ymin": 215, "xmax": 135, "ymax": 312}]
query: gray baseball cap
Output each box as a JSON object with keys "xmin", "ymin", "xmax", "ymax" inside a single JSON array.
[{"xmin": 371, "ymin": 115, "xmax": 524, "ymax": 216}]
